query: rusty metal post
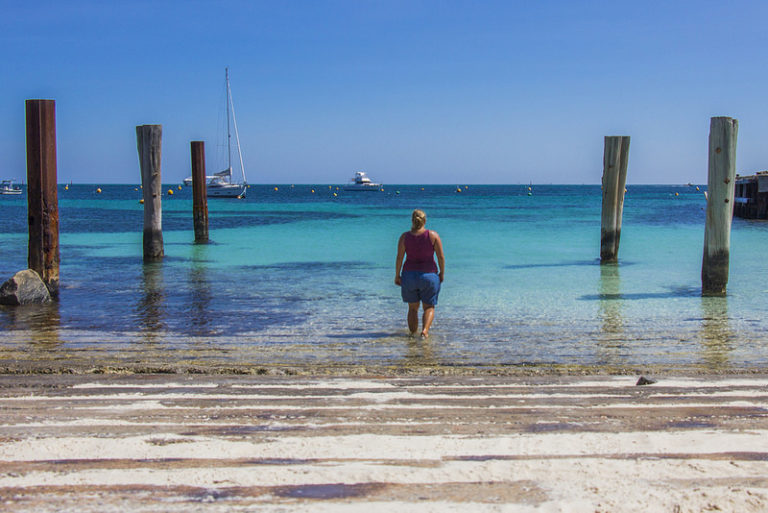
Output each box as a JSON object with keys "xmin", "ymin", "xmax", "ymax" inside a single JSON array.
[
  {"xmin": 136, "ymin": 125, "xmax": 164, "ymax": 261},
  {"xmin": 25, "ymin": 99, "xmax": 60, "ymax": 298},
  {"xmin": 191, "ymin": 141, "xmax": 209, "ymax": 243}
]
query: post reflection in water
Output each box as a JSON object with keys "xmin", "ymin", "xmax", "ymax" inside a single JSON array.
[
  {"xmin": 596, "ymin": 263, "xmax": 625, "ymax": 365},
  {"xmin": 2, "ymin": 300, "xmax": 63, "ymax": 350},
  {"xmin": 699, "ymin": 296, "xmax": 733, "ymax": 370},
  {"xmin": 189, "ymin": 245, "xmax": 212, "ymax": 336},
  {"xmin": 137, "ymin": 262, "xmax": 165, "ymax": 341}
]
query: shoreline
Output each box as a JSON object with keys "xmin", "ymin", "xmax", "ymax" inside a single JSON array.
[
  {"xmin": 1, "ymin": 361, "xmax": 768, "ymax": 376},
  {"xmin": 1, "ymin": 373, "xmax": 767, "ymax": 512}
]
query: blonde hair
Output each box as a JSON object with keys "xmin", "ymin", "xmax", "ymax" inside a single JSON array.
[{"xmin": 411, "ymin": 209, "xmax": 426, "ymax": 230}]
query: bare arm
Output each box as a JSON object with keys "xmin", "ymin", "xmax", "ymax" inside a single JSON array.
[
  {"xmin": 431, "ymin": 231, "xmax": 445, "ymax": 282},
  {"xmin": 395, "ymin": 233, "xmax": 406, "ymax": 285}
]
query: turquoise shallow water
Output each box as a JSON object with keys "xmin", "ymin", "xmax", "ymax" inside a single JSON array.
[{"xmin": 1, "ymin": 183, "xmax": 768, "ymax": 370}]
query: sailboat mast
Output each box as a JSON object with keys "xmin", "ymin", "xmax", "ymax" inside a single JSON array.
[
  {"xmin": 228, "ymin": 72, "xmax": 248, "ymax": 185},
  {"xmin": 225, "ymin": 67, "xmax": 232, "ymax": 173},
  {"xmin": 229, "ymin": 91, "xmax": 247, "ymax": 185}
]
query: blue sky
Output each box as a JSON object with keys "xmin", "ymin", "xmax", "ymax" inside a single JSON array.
[{"xmin": 1, "ymin": 0, "xmax": 767, "ymax": 184}]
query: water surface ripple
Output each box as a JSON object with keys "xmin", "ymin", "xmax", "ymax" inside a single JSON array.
[{"xmin": 2, "ymin": 184, "xmax": 767, "ymax": 372}]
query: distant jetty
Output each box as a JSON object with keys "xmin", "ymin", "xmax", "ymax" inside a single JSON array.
[{"xmin": 734, "ymin": 171, "xmax": 768, "ymax": 218}]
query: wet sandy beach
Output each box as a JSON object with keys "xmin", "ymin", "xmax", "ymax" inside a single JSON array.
[{"xmin": 1, "ymin": 373, "xmax": 767, "ymax": 512}]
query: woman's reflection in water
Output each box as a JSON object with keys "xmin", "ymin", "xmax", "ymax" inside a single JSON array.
[{"xmin": 405, "ymin": 333, "xmax": 436, "ymax": 366}]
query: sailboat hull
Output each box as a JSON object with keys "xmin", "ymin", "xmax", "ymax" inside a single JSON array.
[
  {"xmin": 207, "ymin": 184, "xmax": 246, "ymax": 198},
  {"xmin": 183, "ymin": 175, "xmax": 215, "ymax": 187}
]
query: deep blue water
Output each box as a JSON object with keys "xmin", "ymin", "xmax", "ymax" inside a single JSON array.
[{"xmin": 2, "ymin": 183, "xmax": 767, "ymax": 370}]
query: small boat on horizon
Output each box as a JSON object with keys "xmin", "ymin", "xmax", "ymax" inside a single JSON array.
[
  {"xmin": 343, "ymin": 171, "xmax": 382, "ymax": 191},
  {"xmin": 0, "ymin": 179, "xmax": 22, "ymax": 195}
]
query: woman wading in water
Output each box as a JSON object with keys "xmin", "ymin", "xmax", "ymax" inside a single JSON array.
[{"xmin": 395, "ymin": 209, "xmax": 445, "ymax": 338}]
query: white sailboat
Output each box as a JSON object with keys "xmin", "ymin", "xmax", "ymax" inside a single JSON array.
[{"xmin": 207, "ymin": 68, "xmax": 248, "ymax": 198}]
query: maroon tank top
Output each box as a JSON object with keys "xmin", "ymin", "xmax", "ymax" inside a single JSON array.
[{"xmin": 403, "ymin": 230, "xmax": 438, "ymax": 273}]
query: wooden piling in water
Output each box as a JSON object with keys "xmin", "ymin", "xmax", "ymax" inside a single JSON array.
[
  {"xmin": 702, "ymin": 117, "xmax": 738, "ymax": 296},
  {"xmin": 136, "ymin": 125, "xmax": 164, "ymax": 261},
  {"xmin": 25, "ymin": 99, "xmax": 60, "ymax": 298},
  {"xmin": 600, "ymin": 136, "xmax": 630, "ymax": 263},
  {"xmin": 190, "ymin": 141, "xmax": 209, "ymax": 243}
]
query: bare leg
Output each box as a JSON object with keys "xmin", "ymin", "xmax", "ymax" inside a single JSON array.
[
  {"xmin": 421, "ymin": 303, "xmax": 435, "ymax": 338},
  {"xmin": 407, "ymin": 302, "xmax": 420, "ymax": 335}
]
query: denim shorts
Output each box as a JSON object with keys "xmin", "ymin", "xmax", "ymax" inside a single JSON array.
[{"xmin": 400, "ymin": 271, "xmax": 440, "ymax": 306}]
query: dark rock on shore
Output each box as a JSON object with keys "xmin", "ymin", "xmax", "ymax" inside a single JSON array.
[
  {"xmin": 636, "ymin": 376, "xmax": 657, "ymax": 386},
  {"xmin": 0, "ymin": 269, "xmax": 52, "ymax": 306}
]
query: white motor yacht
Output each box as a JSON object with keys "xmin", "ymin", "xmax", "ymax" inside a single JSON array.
[
  {"xmin": 344, "ymin": 171, "xmax": 382, "ymax": 191},
  {"xmin": 0, "ymin": 179, "xmax": 22, "ymax": 195}
]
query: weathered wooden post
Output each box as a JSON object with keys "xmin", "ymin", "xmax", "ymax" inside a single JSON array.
[
  {"xmin": 600, "ymin": 136, "xmax": 630, "ymax": 263},
  {"xmin": 702, "ymin": 117, "xmax": 738, "ymax": 296},
  {"xmin": 26, "ymin": 99, "xmax": 60, "ymax": 298},
  {"xmin": 190, "ymin": 141, "xmax": 209, "ymax": 243},
  {"xmin": 136, "ymin": 125, "xmax": 164, "ymax": 261}
]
